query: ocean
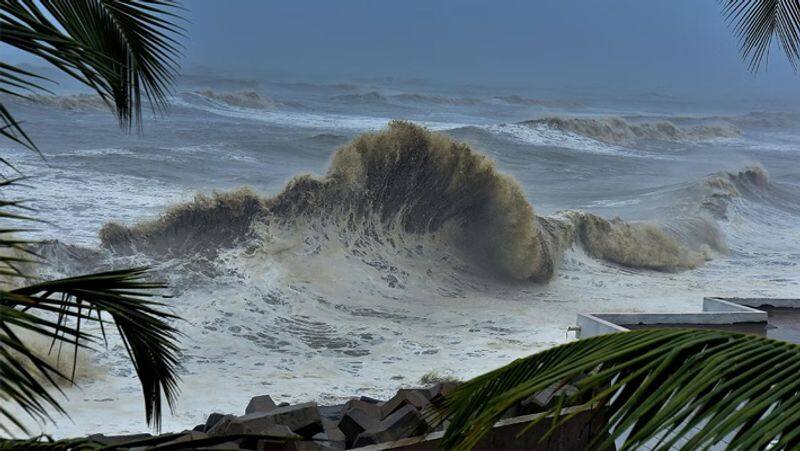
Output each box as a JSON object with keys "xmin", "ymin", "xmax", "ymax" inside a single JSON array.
[{"xmin": 2, "ymin": 74, "xmax": 799, "ymax": 436}]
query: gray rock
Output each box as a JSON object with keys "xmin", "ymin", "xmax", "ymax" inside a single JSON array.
[
  {"xmin": 337, "ymin": 405, "xmax": 380, "ymax": 447},
  {"xmin": 315, "ymin": 418, "xmax": 346, "ymax": 449},
  {"xmin": 205, "ymin": 412, "xmax": 229, "ymax": 432},
  {"xmin": 207, "ymin": 413, "xmax": 301, "ymax": 438},
  {"xmin": 427, "ymin": 382, "xmax": 460, "ymax": 403},
  {"xmin": 344, "ymin": 398, "xmax": 383, "ymax": 419},
  {"xmin": 206, "ymin": 441, "xmax": 243, "ymax": 450},
  {"xmin": 265, "ymin": 402, "xmax": 323, "ymax": 438},
  {"xmin": 519, "ymin": 383, "xmax": 580, "ymax": 414},
  {"xmin": 318, "ymin": 403, "xmax": 346, "ymax": 422},
  {"xmin": 292, "ymin": 441, "xmax": 339, "ymax": 450},
  {"xmin": 192, "ymin": 423, "xmax": 206, "ymax": 432},
  {"xmin": 206, "ymin": 414, "xmax": 236, "ymax": 435},
  {"xmin": 352, "ymin": 405, "xmax": 427, "ymax": 447},
  {"xmin": 380, "ymin": 389, "xmax": 431, "ymax": 418},
  {"xmin": 247, "ymin": 394, "xmax": 278, "ymax": 414},
  {"xmin": 87, "ymin": 433, "xmax": 152, "ymax": 447},
  {"xmin": 156, "ymin": 430, "xmax": 209, "ymax": 448}
]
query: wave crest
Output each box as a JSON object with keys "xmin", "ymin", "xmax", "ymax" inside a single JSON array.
[
  {"xmin": 699, "ymin": 166, "xmax": 769, "ymax": 219},
  {"xmin": 100, "ymin": 189, "xmax": 263, "ymax": 256},
  {"xmin": 192, "ymin": 90, "xmax": 275, "ymax": 109},
  {"xmin": 566, "ymin": 212, "xmax": 709, "ymax": 270},
  {"xmin": 522, "ymin": 116, "xmax": 741, "ymax": 145},
  {"xmin": 24, "ymin": 94, "xmax": 109, "ymax": 111},
  {"xmin": 100, "ymin": 122, "xmax": 711, "ymax": 281}
]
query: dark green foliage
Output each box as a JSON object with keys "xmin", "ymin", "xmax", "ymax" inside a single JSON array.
[
  {"xmin": 0, "ymin": 0, "xmax": 184, "ymax": 436},
  {"xmin": 0, "ymin": 0, "xmax": 184, "ymax": 150},
  {"xmin": 722, "ymin": 0, "xmax": 800, "ymax": 71},
  {"xmin": 432, "ymin": 328, "xmax": 800, "ymax": 450}
]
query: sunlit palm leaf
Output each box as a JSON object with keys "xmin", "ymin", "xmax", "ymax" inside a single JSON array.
[
  {"xmin": 433, "ymin": 328, "xmax": 800, "ymax": 450},
  {"xmin": 722, "ymin": 0, "xmax": 800, "ymax": 71}
]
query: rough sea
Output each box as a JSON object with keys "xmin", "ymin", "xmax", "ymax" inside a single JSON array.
[{"xmin": 2, "ymin": 73, "xmax": 799, "ymax": 436}]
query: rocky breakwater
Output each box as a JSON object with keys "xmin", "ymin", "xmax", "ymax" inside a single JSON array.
[
  {"xmin": 87, "ymin": 383, "xmax": 458, "ymax": 450},
  {"xmin": 82, "ymin": 379, "xmax": 601, "ymax": 450}
]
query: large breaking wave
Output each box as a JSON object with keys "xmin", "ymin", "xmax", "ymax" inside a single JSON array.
[{"xmin": 99, "ymin": 122, "xmax": 725, "ymax": 282}]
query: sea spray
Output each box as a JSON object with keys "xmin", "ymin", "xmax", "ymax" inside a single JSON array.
[{"xmin": 98, "ymin": 122, "xmax": 713, "ymax": 281}]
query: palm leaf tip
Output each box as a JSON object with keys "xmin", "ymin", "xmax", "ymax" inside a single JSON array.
[
  {"xmin": 3, "ymin": 266, "xmax": 182, "ymax": 432},
  {"xmin": 437, "ymin": 328, "xmax": 800, "ymax": 450},
  {"xmin": 722, "ymin": 0, "xmax": 800, "ymax": 72},
  {"xmin": 1, "ymin": 0, "xmax": 185, "ymax": 133}
]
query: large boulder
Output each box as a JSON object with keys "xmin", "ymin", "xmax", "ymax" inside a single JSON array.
[
  {"xmin": 154, "ymin": 430, "xmax": 218, "ymax": 448},
  {"xmin": 86, "ymin": 433, "xmax": 152, "ymax": 447},
  {"xmin": 318, "ymin": 404, "xmax": 347, "ymax": 422},
  {"xmin": 266, "ymin": 402, "xmax": 324, "ymax": 438},
  {"xmin": 247, "ymin": 394, "xmax": 278, "ymax": 414},
  {"xmin": 344, "ymin": 398, "xmax": 383, "ymax": 419},
  {"xmin": 518, "ymin": 383, "xmax": 580, "ymax": 415},
  {"xmin": 380, "ymin": 389, "xmax": 431, "ymax": 418},
  {"xmin": 426, "ymin": 382, "xmax": 460, "ymax": 403},
  {"xmin": 337, "ymin": 403, "xmax": 381, "ymax": 447},
  {"xmin": 352, "ymin": 405, "xmax": 427, "ymax": 447},
  {"xmin": 204, "ymin": 412, "xmax": 229, "ymax": 432},
  {"xmin": 208, "ymin": 412, "xmax": 302, "ymax": 438}
]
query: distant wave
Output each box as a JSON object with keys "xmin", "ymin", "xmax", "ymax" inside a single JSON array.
[
  {"xmin": 390, "ymin": 93, "xmax": 481, "ymax": 106},
  {"xmin": 492, "ymin": 95, "xmax": 585, "ymax": 108},
  {"xmin": 100, "ymin": 122, "xmax": 713, "ymax": 282},
  {"xmin": 191, "ymin": 90, "xmax": 276, "ymax": 109},
  {"xmin": 697, "ymin": 166, "xmax": 770, "ymax": 219},
  {"xmin": 728, "ymin": 111, "xmax": 800, "ymax": 129},
  {"xmin": 22, "ymin": 94, "xmax": 109, "ymax": 111},
  {"xmin": 623, "ymin": 111, "xmax": 800, "ymax": 130},
  {"xmin": 275, "ymin": 81, "xmax": 360, "ymax": 93},
  {"xmin": 333, "ymin": 91, "xmax": 482, "ymax": 107},
  {"xmin": 331, "ymin": 91, "xmax": 387, "ymax": 104},
  {"xmin": 520, "ymin": 116, "xmax": 741, "ymax": 145}
]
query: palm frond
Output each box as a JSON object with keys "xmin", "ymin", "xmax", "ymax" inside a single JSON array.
[
  {"xmin": 722, "ymin": 0, "xmax": 800, "ymax": 71},
  {"xmin": 0, "ymin": 305, "xmax": 81, "ymax": 436},
  {"xmin": 433, "ymin": 328, "xmax": 800, "ymax": 450},
  {"xmin": 0, "ymin": 0, "xmax": 185, "ymax": 436},
  {"xmin": 0, "ymin": 177, "xmax": 42, "ymax": 283},
  {"xmin": 2, "ymin": 267, "xmax": 181, "ymax": 433},
  {"xmin": 0, "ymin": 0, "xmax": 184, "ymax": 157}
]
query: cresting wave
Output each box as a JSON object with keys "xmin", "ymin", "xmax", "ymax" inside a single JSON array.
[
  {"xmin": 23, "ymin": 93, "xmax": 109, "ymax": 111},
  {"xmin": 99, "ymin": 122, "xmax": 718, "ymax": 283},
  {"xmin": 191, "ymin": 90, "xmax": 276, "ymax": 109},
  {"xmin": 522, "ymin": 116, "xmax": 741, "ymax": 145}
]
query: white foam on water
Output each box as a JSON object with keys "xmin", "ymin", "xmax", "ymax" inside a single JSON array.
[
  {"xmin": 2, "ymin": 101, "xmax": 800, "ymax": 442},
  {"xmin": 172, "ymin": 96, "xmax": 468, "ymax": 132},
  {"xmin": 485, "ymin": 122, "xmax": 631, "ymax": 156}
]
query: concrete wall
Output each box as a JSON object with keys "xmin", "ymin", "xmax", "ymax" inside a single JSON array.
[
  {"xmin": 711, "ymin": 297, "xmax": 800, "ymax": 309},
  {"xmin": 577, "ymin": 313, "xmax": 629, "ymax": 337},
  {"xmin": 577, "ymin": 297, "xmax": 768, "ymax": 339}
]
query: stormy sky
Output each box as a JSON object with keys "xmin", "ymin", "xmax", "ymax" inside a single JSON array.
[{"xmin": 3, "ymin": 0, "xmax": 800, "ymax": 100}]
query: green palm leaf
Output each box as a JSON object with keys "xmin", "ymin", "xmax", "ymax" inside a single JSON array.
[
  {"xmin": 0, "ymin": 0, "xmax": 184, "ymax": 155},
  {"xmin": 722, "ymin": 0, "xmax": 800, "ymax": 71},
  {"xmin": 1, "ymin": 267, "xmax": 181, "ymax": 434},
  {"xmin": 432, "ymin": 328, "xmax": 800, "ymax": 450},
  {"xmin": 0, "ymin": 0, "xmax": 185, "ymax": 435}
]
